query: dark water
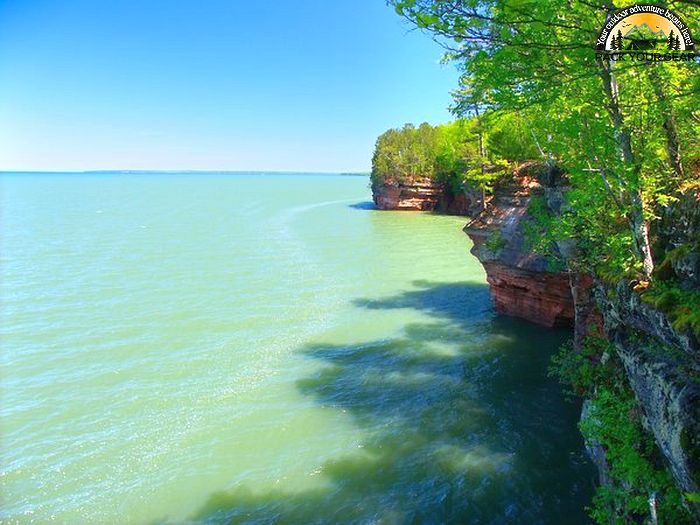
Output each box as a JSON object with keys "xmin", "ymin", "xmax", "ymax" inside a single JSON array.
[{"xmin": 193, "ymin": 313, "xmax": 594, "ymax": 525}]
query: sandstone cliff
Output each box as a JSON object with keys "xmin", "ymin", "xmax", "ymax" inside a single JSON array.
[
  {"xmin": 593, "ymin": 186, "xmax": 700, "ymax": 503},
  {"xmin": 463, "ymin": 164, "xmax": 699, "ymax": 516},
  {"xmin": 371, "ymin": 178, "xmax": 483, "ymax": 215},
  {"xmin": 463, "ymin": 165, "xmax": 578, "ymax": 328},
  {"xmin": 372, "ymin": 163, "xmax": 699, "ymax": 513}
]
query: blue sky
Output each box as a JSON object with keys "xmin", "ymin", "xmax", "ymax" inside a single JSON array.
[{"xmin": 0, "ymin": 0, "xmax": 458, "ymax": 172}]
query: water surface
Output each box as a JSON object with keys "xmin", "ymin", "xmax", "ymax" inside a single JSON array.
[{"xmin": 0, "ymin": 174, "xmax": 593, "ymax": 524}]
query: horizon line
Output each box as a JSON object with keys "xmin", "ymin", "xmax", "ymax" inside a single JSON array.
[{"xmin": 0, "ymin": 169, "xmax": 371, "ymax": 175}]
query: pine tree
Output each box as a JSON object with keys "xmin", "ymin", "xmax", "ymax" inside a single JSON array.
[
  {"xmin": 668, "ymin": 30, "xmax": 676, "ymax": 50},
  {"xmin": 616, "ymin": 30, "xmax": 623, "ymax": 50},
  {"xmin": 674, "ymin": 34, "xmax": 681, "ymax": 50}
]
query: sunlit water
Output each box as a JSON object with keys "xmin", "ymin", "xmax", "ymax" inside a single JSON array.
[{"xmin": 0, "ymin": 174, "xmax": 593, "ymax": 524}]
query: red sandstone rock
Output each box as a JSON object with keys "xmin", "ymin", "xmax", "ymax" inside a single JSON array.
[
  {"xmin": 483, "ymin": 262, "xmax": 575, "ymax": 327},
  {"xmin": 372, "ymin": 179, "xmax": 482, "ymax": 215},
  {"xmin": 372, "ymin": 179, "xmax": 442, "ymax": 211},
  {"xmin": 464, "ymin": 166, "xmax": 580, "ymax": 328}
]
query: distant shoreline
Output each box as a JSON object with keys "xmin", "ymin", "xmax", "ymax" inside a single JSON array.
[{"xmin": 0, "ymin": 171, "xmax": 370, "ymax": 176}]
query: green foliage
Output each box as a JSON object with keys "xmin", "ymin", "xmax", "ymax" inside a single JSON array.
[
  {"xmin": 371, "ymin": 122, "xmax": 441, "ymax": 185},
  {"xmin": 483, "ymin": 230, "xmax": 507, "ymax": 253},
  {"xmin": 549, "ymin": 337, "xmax": 694, "ymax": 523},
  {"xmin": 391, "ymin": 0, "xmax": 700, "ymax": 281},
  {"xmin": 582, "ymin": 388, "xmax": 692, "ymax": 524},
  {"xmin": 525, "ymin": 180, "xmax": 646, "ymax": 280},
  {"xmin": 484, "ymin": 112, "xmax": 541, "ymax": 163},
  {"xmin": 641, "ymin": 281, "xmax": 700, "ymax": 338},
  {"xmin": 371, "ymin": 114, "xmax": 537, "ymax": 195},
  {"xmin": 433, "ymin": 120, "xmax": 481, "ymax": 192},
  {"xmin": 653, "ymin": 244, "xmax": 697, "ymax": 282},
  {"xmin": 522, "ymin": 194, "xmax": 567, "ymax": 271},
  {"xmin": 548, "ymin": 337, "xmax": 623, "ymax": 400}
]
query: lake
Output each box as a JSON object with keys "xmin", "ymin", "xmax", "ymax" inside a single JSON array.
[{"xmin": 0, "ymin": 174, "xmax": 593, "ymax": 524}]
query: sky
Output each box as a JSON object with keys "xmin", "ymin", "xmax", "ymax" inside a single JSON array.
[{"xmin": 0, "ymin": 0, "xmax": 459, "ymax": 172}]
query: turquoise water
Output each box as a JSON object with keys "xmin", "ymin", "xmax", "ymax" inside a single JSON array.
[{"xmin": 0, "ymin": 174, "xmax": 593, "ymax": 524}]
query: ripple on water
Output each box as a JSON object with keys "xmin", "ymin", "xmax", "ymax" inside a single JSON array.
[{"xmin": 0, "ymin": 175, "xmax": 593, "ymax": 524}]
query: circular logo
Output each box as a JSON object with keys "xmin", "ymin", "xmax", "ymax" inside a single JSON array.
[{"xmin": 596, "ymin": 4, "xmax": 695, "ymax": 52}]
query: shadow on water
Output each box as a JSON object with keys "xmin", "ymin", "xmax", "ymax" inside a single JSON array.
[
  {"xmin": 181, "ymin": 281, "xmax": 594, "ymax": 525},
  {"xmin": 347, "ymin": 201, "xmax": 376, "ymax": 210}
]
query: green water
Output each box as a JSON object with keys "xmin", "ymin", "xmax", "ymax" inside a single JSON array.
[{"xmin": 0, "ymin": 174, "xmax": 593, "ymax": 524}]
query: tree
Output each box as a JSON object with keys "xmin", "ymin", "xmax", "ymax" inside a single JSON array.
[
  {"xmin": 371, "ymin": 122, "xmax": 442, "ymax": 186},
  {"xmin": 616, "ymin": 30, "xmax": 623, "ymax": 51},
  {"xmin": 371, "ymin": 116, "xmax": 531, "ymax": 201},
  {"xmin": 390, "ymin": 0, "xmax": 699, "ymax": 280},
  {"xmin": 668, "ymin": 30, "xmax": 676, "ymax": 50},
  {"xmin": 485, "ymin": 112, "xmax": 540, "ymax": 163}
]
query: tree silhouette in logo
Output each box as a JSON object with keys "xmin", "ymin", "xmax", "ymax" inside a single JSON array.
[
  {"xmin": 667, "ymin": 30, "xmax": 683, "ymax": 50},
  {"xmin": 612, "ymin": 29, "xmax": 623, "ymax": 50}
]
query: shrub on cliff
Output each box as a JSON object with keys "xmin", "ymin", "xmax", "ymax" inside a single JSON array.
[{"xmin": 550, "ymin": 337, "xmax": 695, "ymax": 524}]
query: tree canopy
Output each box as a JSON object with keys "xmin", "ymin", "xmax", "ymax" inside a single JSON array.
[
  {"xmin": 371, "ymin": 113, "xmax": 538, "ymax": 194},
  {"xmin": 391, "ymin": 0, "xmax": 699, "ymax": 281},
  {"xmin": 386, "ymin": 2, "xmax": 700, "ymax": 521}
]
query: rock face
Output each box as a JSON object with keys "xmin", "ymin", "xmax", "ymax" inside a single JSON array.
[
  {"xmin": 371, "ymin": 179, "xmax": 483, "ymax": 215},
  {"xmin": 595, "ymin": 279, "xmax": 700, "ymax": 502},
  {"xmin": 594, "ymin": 187, "xmax": 700, "ymax": 503},
  {"xmin": 465, "ymin": 165, "xmax": 699, "ymax": 513},
  {"xmin": 464, "ymin": 165, "xmax": 577, "ymax": 327},
  {"xmin": 479, "ymin": 263, "xmax": 575, "ymax": 327},
  {"xmin": 372, "ymin": 179, "xmax": 443, "ymax": 211}
]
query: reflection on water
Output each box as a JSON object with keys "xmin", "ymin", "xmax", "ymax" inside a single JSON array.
[{"xmin": 189, "ymin": 282, "xmax": 594, "ymax": 525}]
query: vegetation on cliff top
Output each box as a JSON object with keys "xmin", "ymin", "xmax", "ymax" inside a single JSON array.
[
  {"xmin": 390, "ymin": 0, "xmax": 699, "ymax": 282},
  {"xmin": 371, "ymin": 113, "xmax": 537, "ymax": 196},
  {"xmin": 384, "ymin": 0, "xmax": 700, "ymax": 521}
]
